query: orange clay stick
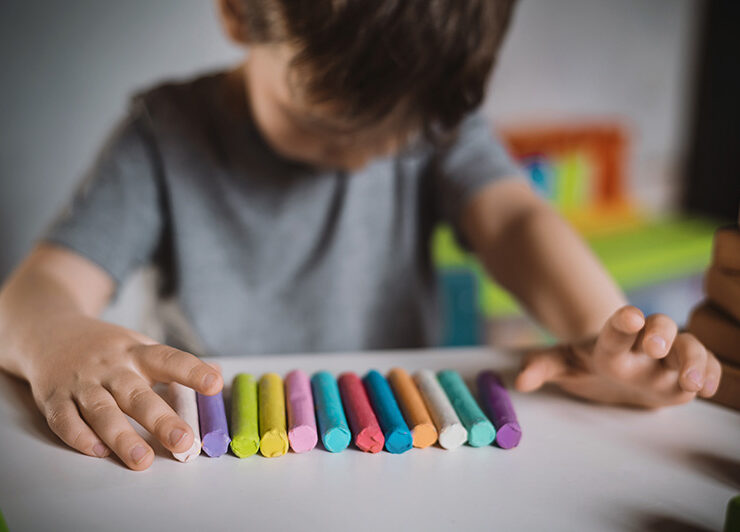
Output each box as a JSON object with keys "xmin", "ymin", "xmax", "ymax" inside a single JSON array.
[{"xmin": 388, "ymin": 368, "xmax": 438, "ymax": 448}]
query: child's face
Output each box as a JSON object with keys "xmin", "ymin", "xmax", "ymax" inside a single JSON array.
[{"xmin": 243, "ymin": 44, "xmax": 416, "ymax": 171}]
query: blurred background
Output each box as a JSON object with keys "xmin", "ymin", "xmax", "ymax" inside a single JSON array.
[{"xmin": 0, "ymin": 0, "xmax": 737, "ymax": 347}]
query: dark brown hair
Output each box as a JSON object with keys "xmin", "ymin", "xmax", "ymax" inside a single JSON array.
[{"xmin": 240, "ymin": 0, "xmax": 517, "ymax": 134}]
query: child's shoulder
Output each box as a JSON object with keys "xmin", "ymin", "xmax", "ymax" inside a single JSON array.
[
  {"xmin": 129, "ymin": 69, "xmax": 235, "ymax": 124},
  {"xmin": 134, "ymin": 69, "xmax": 228, "ymax": 104},
  {"xmin": 126, "ymin": 69, "xmax": 244, "ymax": 144}
]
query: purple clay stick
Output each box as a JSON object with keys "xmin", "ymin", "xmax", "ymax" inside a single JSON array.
[
  {"xmin": 197, "ymin": 390, "xmax": 231, "ymax": 457},
  {"xmin": 477, "ymin": 370, "xmax": 522, "ymax": 449}
]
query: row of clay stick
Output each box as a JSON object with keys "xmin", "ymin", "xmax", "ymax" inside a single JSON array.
[{"xmin": 167, "ymin": 368, "xmax": 521, "ymax": 462}]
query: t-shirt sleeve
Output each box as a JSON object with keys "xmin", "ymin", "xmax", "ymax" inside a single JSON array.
[
  {"xmin": 42, "ymin": 101, "xmax": 163, "ymax": 291},
  {"xmin": 430, "ymin": 110, "xmax": 526, "ymax": 248}
]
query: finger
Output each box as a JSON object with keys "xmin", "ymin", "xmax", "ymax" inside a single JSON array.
[
  {"xmin": 698, "ymin": 353, "xmax": 722, "ymax": 398},
  {"xmin": 104, "ymin": 372, "xmax": 194, "ymax": 453},
  {"xmin": 639, "ymin": 313, "xmax": 678, "ymax": 358},
  {"xmin": 44, "ymin": 399, "xmax": 110, "ymax": 458},
  {"xmin": 663, "ymin": 333, "xmax": 708, "ymax": 393},
  {"xmin": 74, "ymin": 387, "xmax": 154, "ymax": 471},
  {"xmin": 134, "ymin": 344, "xmax": 223, "ymax": 395},
  {"xmin": 515, "ymin": 346, "xmax": 569, "ymax": 392},
  {"xmin": 713, "ymin": 227, "xmax": 740, "ymax": 272},
  {"xmin": 593, "ymin": 306, "xmax": 645, "ymax": 373},
  {"xmin": 705, "ymin": 265, "xmax": 740, "ymax": 322},
  {"xmin": 687, "ymin": 302, "xmax": 740, "ymax": 362}
]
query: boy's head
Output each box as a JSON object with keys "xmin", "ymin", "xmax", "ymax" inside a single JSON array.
[{"xmin": 218, "ymin": 0, "xmax": 517, "ymax": 170}]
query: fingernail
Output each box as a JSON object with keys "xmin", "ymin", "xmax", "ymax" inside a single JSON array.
[
  {"xmin": 169, "ymin": 428, "xmax": 186, "ymax": 447},
  {"xmin": 131, "ymin": 445, "xmax": 149, "ymax": 464},
  {"xmin": 93, "ymin": 443, "xmax": 108, "ymax": 458},
  {"xmin": 203, "ymin": 373, "xmax": 217, "ymax": 390},
  {"xmin": 704, "ymin": 377, "xmax": 717, "ymax": 394},
  {"xmin": 685, "ymin": 369, "xmax": 702, "ymax": 389},
  {"xmin": 648, "ymin": 335, "xmax": 667, "ymax": 354},
  {"xmin": 624, "ymin": 310, "xmax": 644, "ymax": 329}
]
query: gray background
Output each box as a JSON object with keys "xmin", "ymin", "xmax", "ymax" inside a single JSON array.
[{"xmin": 0, "ymin": 0, "xmax": 700, "ymax": 324}]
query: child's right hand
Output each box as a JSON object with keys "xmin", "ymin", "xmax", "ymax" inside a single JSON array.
[{"xmin": 25, "ymin": 314, "xmax": 222, "ymax": 470}]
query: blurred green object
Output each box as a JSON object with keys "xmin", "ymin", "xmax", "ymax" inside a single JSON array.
[
  {"xmin": 432, "ymin": 216, "xmax": 718, "ymax": 317},
  {"xmin": 0, "ymin": 508, "xmax": 8, "ymax": 532},
  {"xmin": 726, "ymin": 495, "xmax": 740, "ymax": 532}
]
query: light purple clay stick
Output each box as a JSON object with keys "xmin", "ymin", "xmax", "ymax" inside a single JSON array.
[
  {"xmin": 285, "ymin": 370, "xmax": 318, "ymax": 453},
  {"xmin": 196, "ymin": 390, "xmax": 231, "ymax": 457},
  {"xmin": 477, "ymin": 370, "xmax": 522, "ymax": 449}
]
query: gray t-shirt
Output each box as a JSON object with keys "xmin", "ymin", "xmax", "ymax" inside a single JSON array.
[{"xmin": 44, "ymin": 70, "xmax": 521, "ymax": 357}]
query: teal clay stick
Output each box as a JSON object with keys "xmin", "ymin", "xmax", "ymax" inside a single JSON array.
[
  {"xmin": 311, "ymin": 371, "xmax": 351, "ymax": 452},
  {"xmin": 230, "ymin": 373, "xmax": 260, "ymax": 458},
  {"xmin": 437, "ymin": 370, "xmax": 495, "ymax": 447}
]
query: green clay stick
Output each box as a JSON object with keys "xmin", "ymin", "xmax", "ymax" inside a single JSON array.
[
  {"xmin": 230, "ymin": 373, "xmax": 260, "ymax": 458},
  {"xmin": 437, "ymin": 370, "xmax": 495, "ymax": 447}
]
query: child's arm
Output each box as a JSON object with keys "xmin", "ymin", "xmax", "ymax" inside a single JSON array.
[
  {"xmin": 461, "ymin": 179, "xmax": 722, "ymax": 408},
  {"xmin": 0, "ymin": 244, "xmax": 223, "ymax": 470},
  {"xmin": 461, "ymin": 179, "xmax": 626, "ymax": 339}
]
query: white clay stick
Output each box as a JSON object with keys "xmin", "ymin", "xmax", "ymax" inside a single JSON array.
[
  {"xmin": 413, "ymin": 370, "xmax": 467, "ymax": 450},
  {"xmin": 168, "ymin": 382, "xmax": 202, "ymax": 462}
]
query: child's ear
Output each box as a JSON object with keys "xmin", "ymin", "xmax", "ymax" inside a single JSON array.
[{"xmin": 216, "ymin": 0, "xmax": 251, "ymax": 45}]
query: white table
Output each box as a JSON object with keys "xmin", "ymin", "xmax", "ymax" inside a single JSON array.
[{"xmin": 0, "ymin": 347, "xmax": 738, "ymax": 531}]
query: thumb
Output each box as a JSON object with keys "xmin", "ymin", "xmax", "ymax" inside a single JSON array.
[{"xmin": 515, "ymin": 346, "xmax": 569, "ymax": 392}]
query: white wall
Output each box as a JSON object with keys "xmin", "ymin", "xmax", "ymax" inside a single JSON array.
[
  {"xmin": 0, "ymin": 1, "xmax": 242, "ymax": 282},
  {"xmin": 0, "ymin": 0, "xmax": 701, "ymax": 324},
  {"xmin": 486, "ymin": 0, "xmax": 700, "ymax": 208}
]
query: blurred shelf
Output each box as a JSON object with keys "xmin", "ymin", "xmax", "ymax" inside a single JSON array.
[{"xmin": 434, "ymin": 216, "xmax": 718, "ymax": 318}]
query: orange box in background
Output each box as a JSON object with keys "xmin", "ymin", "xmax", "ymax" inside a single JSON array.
[{"xmin": 499, "ymin": 123, "xmax": 641, "ymax": 236}]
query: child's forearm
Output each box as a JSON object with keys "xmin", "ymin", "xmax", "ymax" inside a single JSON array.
[
  {"xmin": 482, "ymin": 206, "xmax": 625, "ymax": 340},
  {"xmin": 463, "ymin": 181, "xmax": 626, "ymax": 342},
  {"xmin": 0, "ymin": 245, "xmax": 113, "ymax": 379}
]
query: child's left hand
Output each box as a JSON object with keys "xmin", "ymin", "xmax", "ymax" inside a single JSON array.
[{"xmin": 514, "ymin": 305, "xmax": 722, "ymax": 408}]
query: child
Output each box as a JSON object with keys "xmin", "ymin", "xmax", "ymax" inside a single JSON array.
[{"xmin": 0, "ymin": 0, "xmax": 721, "ymax": 471}]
